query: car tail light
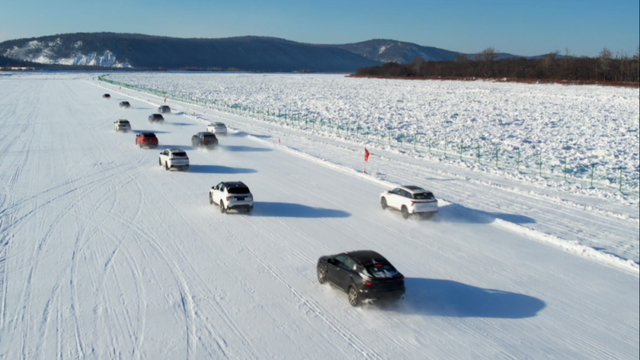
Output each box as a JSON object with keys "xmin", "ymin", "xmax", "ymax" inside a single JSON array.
[
  {"xmin": 201, "ymin": 139, "xmax": 206, "ymax": 142},
  {"xmin": 248, "ymin": 195, "xmax": 253, "ymax": 199},
  {"xmin": 226, "ymin": 196, "xmax": 234, "ymax": 201},
  {"xmin": 374, "ymin": 264, "xmax": 382, "ymax": 267},
  {"xmin": 402, "ymin": 278, "xmax": 405, "ymax": 282},
  {"xmin": 364, "ymin": 282, "xmax": 372, "ymax": 286}
]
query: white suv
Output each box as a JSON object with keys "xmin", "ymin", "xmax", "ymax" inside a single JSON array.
[
  {"xmin": 113, "ymin": 119, "xmax": 131, "ymax": 132},
  {"xmin": 380, "ymin": 186, "xmax": 438, "ymax": 219},
  {"xmin": 210, "ymin": 181, "xmax": 253, "ymax": 213},
  {"xmin": 206, "ymin": 122, "xmax": 227, "ymax": 136},
  {"xmin": 159, "ymin": 148, "xmax": 189, "ymax": 171}
]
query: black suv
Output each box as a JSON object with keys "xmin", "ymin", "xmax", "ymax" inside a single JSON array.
[
  {"xmin": 191, "ymin": 132, "xmax": 218, "ymax": 149},
  {"xmin": 119, "ymin": 101, "xmax": 130, "ymax": 108},
  {"xmin": 158, "ymin": 105, "xmax": 171, "ymax": 113},
  {"xmin": 148, "ymin": 113, "xmax": 164, "ymax": 123},
  {"xmin": 102, "ymin": 93, "xmax": 111, "ymax": 99},
  {"xmin": 317, "ymin": 250, "xmax": 405, "ymax": 306}
]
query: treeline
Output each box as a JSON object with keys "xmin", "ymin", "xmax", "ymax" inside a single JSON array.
[{"xmin": 353, "ymin": 48, "xmax": 640, "ymax": 85}]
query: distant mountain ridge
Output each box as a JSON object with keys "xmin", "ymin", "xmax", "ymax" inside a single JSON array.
[{"xmin": 0, "ymin": 32, "xmax": 526, "ymax": 72}]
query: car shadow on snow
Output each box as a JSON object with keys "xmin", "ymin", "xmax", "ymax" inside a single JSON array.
[
  {"xmin": 167, "ymin": 122, "xmax": 195, "ymax": 126},
  {"xmin": 188, "ymin": 165, "xmax": 257, "ymax": 174},
  {"xmin": 221, "ymin": 145, "xmax": 272, "ymax": 152},
  {"xmin": 250, "ymin": 202, "xmax": 350, "ymax": 218},
  {"xmin": 435, "ymin": 203, "xmax": 535, "ymax": 224},
  {"xmin": 380, "ymin": 278, "xmax": 545, "ymax": 319}
]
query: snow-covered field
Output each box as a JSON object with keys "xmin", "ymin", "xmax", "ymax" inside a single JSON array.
[{"xmin": 0, "ymin": 72, "xmax": 638, "ymax": 359}]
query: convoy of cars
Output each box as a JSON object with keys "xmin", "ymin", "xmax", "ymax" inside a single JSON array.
[
  {"xmin": 317, "ymin": 250, "xmax": 405, "ymax": 306},
  {"xmin": 113, "ymin": 119, "xmax": 131, "ymax": 132},
  {"xmin": 380, "ymin": 186, "xmax": 438, "ymax": 219},
  {"xmin": 148, "ymin": 113, "xmax": 164, "ymax": 123},
  {"xmin": 191, "ymin": 132, "xmax": 219, "ymax": 149},
  {"xmin": 107, "ymin": 94, "xmax": 439, "ymax": 308},
  {"xmin": 206, "ymin": 122, "xmax": 228, "ymax": 135},
  {"xmin": 209, "ymin": 181, "xmax": 254, "ymax": 213},
  {"xmin": 135, "ymin": 132, "xmax": 158, "ymax": 148},
  {"xmin": 159, "ymin": 148, "xmax": 190, "ymax": 171}
]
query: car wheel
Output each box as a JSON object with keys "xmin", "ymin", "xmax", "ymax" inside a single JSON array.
[
  {"xmin": 165, "ymin": 162, "xmax": 169, "ymax": 171},
  {"xmin": 159, "ymin": 158, "xmax": 162, "ymax": 166},
  {"xmin": 247, "ymin": 205, "xmax": 253, "ymax": 213},
  {"xmin": 348, "ymin": 286, "xmax": 360, "ymax": 307},
  {"xmin": 317, "ymin": 267, "xmax": 326, "ymax": 284},
  {"xmin": 209, "ymin": 194, "xmax": 214, "ymax": 205},
  {"xmin": 381, "ymin": 197, "xmax": 388, "ymax": 210},
  {"xmin": 220, "ymin": 201, "xmax": 226, "ymax": 214},
  {"xmin": 183, "ymin": 165, "xmax": 189, "ymax": 171},
  {"xmin": 401, "ymin": 206, "xmax": 410, "ymax": 219}
]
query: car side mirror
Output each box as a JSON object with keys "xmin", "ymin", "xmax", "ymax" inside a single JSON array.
[{"xmin": 327, "ymin": 258, "xmax": 335, "ymax": 264}]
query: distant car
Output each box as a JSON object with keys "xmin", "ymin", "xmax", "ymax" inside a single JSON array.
[
  {"xmin": 119, "ymin": 101, "xmax": 130, "ymax": 108},
  {"xmin": 135, "ymin": 132, "xmax": 158, "ymax": 148},
  {"xmin": 148, "ymin": 113, "xmax": 164, "ymax": 123},
  {"xmin": 380, "ymin": 185, "xmax": 438, "ymax": 219},
  {"xmin": 159, "ymin": 148, "xmax": 189, "ymax": 171},
  {"xmin": 158, "ymin": 105, "xmax": 171, "ymax": 114},
  {"xmin": 317, "ymin": 250, "xmax": 405, "ymax": 307},
  {"xmin": 209, "ymin": 181, "xmax": 253, "ymax": 213},
  {"xmin": 102, "ymin": 94, "xmax": 111, "ymax": 99},
  {"xmin": 206, "ymin": 122, "xmax": 228, "ymax": 135},
  {"xmin": 191, "ymin": 132, "xmax": 218, "ymax": 149},
  {"xmin": 113, "ymin": 119, "xmax": 131, "ymax": 132}
]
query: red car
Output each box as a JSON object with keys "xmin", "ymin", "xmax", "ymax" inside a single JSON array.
[{"xmin": 136, "ymin": 132, "xmax": 158, "ymax": 148}]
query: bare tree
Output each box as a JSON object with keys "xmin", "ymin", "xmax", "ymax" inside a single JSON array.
[
  {"xmin": 410, "ymin": 57, "xmax": 425, "ymax": 76},
  {"xmin": 480, "ymin": 47, "xmax": 497, "ymax": 62},
  {"xmin": 599, "ymin": 47, "xmax": 612, "ymax": 81}
]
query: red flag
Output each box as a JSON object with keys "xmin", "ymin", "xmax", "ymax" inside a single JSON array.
[{"xmin": 364, "ymin": 148, "xmax": 370, "ymax": 162}]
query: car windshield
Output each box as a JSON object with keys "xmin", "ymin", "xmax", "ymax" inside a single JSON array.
[
  {"xmin": 172, "ymin": 152, "xmax": 187, "ymax": 157},
  {"xmin": 228, "ymin": 187, "xmax": 250, "ymax": 194},
  {"xmin": 120, "ymin": 120, "xmax": 129, "ymax": 124},
  {"xmin": 413, "ymin": 192, "xmax": 434, "ymax": 200},
  {"xmin": 203, "ymin": 134, "xmax": 216, "ymax": 139},
  {"xmin": 365, "ymin": 263, "xmax": 399, "ymax": 278},
  {"xmin": 143, "ymin": 133, "xmax": 155, "ymax": 138}
]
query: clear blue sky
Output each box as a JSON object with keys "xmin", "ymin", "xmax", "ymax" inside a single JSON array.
[{"xmin": 0, "ymin": 0, "xmax": 637, "ymax": 57}]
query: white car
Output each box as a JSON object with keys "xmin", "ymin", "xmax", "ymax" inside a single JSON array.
[
  {"xmin": 113, "ymin": 119, "xmax": 131, "ymax": 132},
  {"xmin": 158, "ymin": 148, "xmax": 189, "ymax": 171},
  {"xmin": 206, "ymin": 122, "xmax": 228, "ymax": 136},
  {"xmin": 380, "ymin": 185, "xmax": 438, "ymax": 219},
  {"xmin": 209, "ymin": 181, "xmax": 253, "ymax": 213}
]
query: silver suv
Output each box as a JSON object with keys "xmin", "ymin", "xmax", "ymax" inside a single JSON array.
[
  {"xmin": 159, "ymin": 148, "xmax": 189, "ymax": 171},
  {"xmin": 113, "ymin": 119, "xmax": 131, "ymax": 132}
]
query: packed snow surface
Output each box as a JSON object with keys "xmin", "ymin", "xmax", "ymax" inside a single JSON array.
[{"xmin": 0, "ymin": 72, "xmax": 638, "ymax": 359}]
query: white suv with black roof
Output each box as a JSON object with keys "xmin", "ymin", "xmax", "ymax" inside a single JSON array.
[
  {"xmin": 380, "ymin": 185, "xmax": 438, "ymax": 219},
  {"xmin": 210, "ymin": 181, "xmax": 253, "ymax": 213},
  {"xmin": 159, "ymin": 148, "xmax": 189, "ymax": 171}
]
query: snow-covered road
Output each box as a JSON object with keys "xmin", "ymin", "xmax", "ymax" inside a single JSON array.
[{"xmin": 0, "ymin": 73, "xmax": 637, "ymax": 359}]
